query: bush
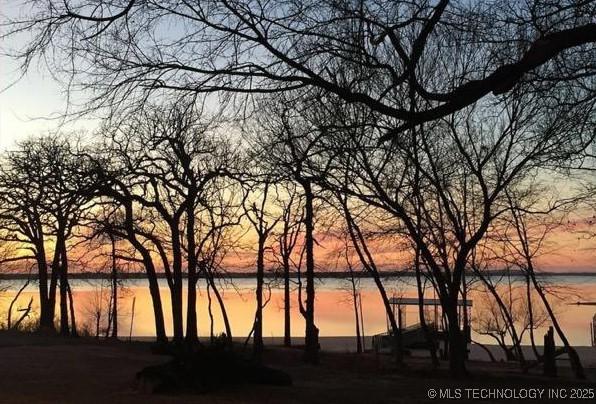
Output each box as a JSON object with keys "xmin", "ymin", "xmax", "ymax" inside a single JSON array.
[{"xmin": 136, "ymin": 343, "xmax": 292, "ymax": 394}]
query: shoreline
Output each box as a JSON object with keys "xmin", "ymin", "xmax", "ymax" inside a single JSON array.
[
  {"xmin": 122, "ymin": 336, "xmax": 596, "ymax": 368},
  {"xmin": 1, "ymin": 269, "xmax": 596, "ymax": 280}
]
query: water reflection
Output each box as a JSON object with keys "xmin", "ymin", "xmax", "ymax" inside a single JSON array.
[{"xmin": 1, "ymin": 276, "xmax": 595, "ymax": 347}]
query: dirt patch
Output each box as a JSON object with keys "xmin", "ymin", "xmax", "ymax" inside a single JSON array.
[{"xmin": 0, "ymin": 331, "xmax": 594, "ymax": 404}]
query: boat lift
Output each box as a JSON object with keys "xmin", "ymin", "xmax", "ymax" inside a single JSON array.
[
  {"xmin": 373, "ymin": 297, "xmax": 473, "ymax": 353},
  {"xmin": 570, "ymin": 302, "xmax": 596, "ymax": 347}
]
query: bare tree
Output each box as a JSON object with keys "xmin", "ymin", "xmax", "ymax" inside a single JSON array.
[
  {"xmin": 6, "ymin": 274, "xmax": 33, "ymax": 330},
  {"xmin": 251, "ymin": 95, "xmax": 331, "ymax": 364},
  {"xmin": 92, "ymin": 102, "xmax": 240, "ymax": 346},
  {"xmin": 84, "ymin": 190, "xmax": 168, "ymax": 343},
  {"xmin": 243, "ymin": 180, "xmax": 280, "ymax": 358},
  {"xmin": 82, "ymin": 283, "xmax": 110, "ymax": 338},
  {"xmin": 108, "ymin": 233, "xmax": 119, "ymax": 338},
  {"xmin": 335, "ymin": 193, "xmax": 404, "ymax": 361},
  {"xmin": 504, "ymin": 191, "xmax": 586, "ymax": 378},
  {"xmin": 0, "ymin": 0, "xmax": 593, "ymax": 381},
  {"xmin": 472, "ymin": 265, "xmax": 527, "ymax": 367},
  {"xmin": 199, "ymin": 179, "xmax": 245, "ymax": 343},
  {"xmin": 4, "ymin": 1, "xmax": 594, "ymax": 137},
  {"xmin": 336, "ymin": 236, "xmax": 364, "ymax": 354},
  {"xmin": 79, "ymin": 207, "xmax": 125, "ymax": 339},
  {"xmin": 472, "ymin": 278, "xmax": 548, "ymax": 363},
  {"xmin": 0, "ymin": 146, "xmax": 53, "ymax": 330},
  {"xmin": 318, "ymin": 86, "xmax": 593, "ymax": 375},
  {"xmin": 0, "ymin": 136, "xmax": 95, "ymax": 335},
  {"xmin": 271, "ymin": 185, "xmax": 304, "ymax": 347}
]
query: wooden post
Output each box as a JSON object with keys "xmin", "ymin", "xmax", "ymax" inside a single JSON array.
[
  {"xmin": 590, "ymin": 315, "xmax": 596, "ymax": 346},
  {"xmin": 129, "ymin": 296, "xmax": 136, "ymax": 342},
  {"xmin": 358, "ymin": 293, "xmax": 365, "ymax": 351},
  {"xmin": 433, "ymin": 291, "xmax": 438, "ymax": 330},
  {"xmin": 543, "ymin": 326, "xmax": 557, "ymax": 377}
]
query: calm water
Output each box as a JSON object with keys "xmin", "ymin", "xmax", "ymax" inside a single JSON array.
[{"xmin": 2, "ymin": 275, "xmax": 596, "ymax": 347}]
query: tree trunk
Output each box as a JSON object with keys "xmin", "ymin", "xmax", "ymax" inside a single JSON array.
[
  {"xmin": 206, "ymin": 269, "xmax": 233, "ymax": 342},
  {"xmin": 105, "ymin": 291, "xmax": 112, "ymax": 339},
  {"xmin": 414, "ymin": 251, "xmax": 439, "ymax": 367},
  {"xmin": 36, "ymin": 243, "xmax": 54, "ymax": 331},
  {"xmin": 302, "ymin": 181, "xmax": 319, "ymax": 364},
  {"xmin": 185, "ymin": 209, "xmax": 199, "ymax": 345},
  {"xmin": 283, "ymin": 254, "xmax": 291, "ymax": 347},
  {"xmin": 8, "ymin": 278, "xmax": 30, "ymax": 329},
  {"xmin": 56, "ymin": 235, "xmax": 77, "ymax": 337},
  {"xmin": 185, "ymin": 266, "xmax": 198, "ymax": 344},
  {"xmin": 170, "ymin": 226, "xmax": 184, "ymax": 345},
  {"xmin": 48, "ymin": 259, "xmax": 58, "ymax": 329},
  {"xmin": 59, "ymin": 244, "xmax": 69, "ymax": 336},
  {"xmin": 254, "ymin": 236, "xmax": 266, "ymax": 358},
  {"xmin": 122, "ymin": 198, "xmax": 167, "ymax": 343},
  {"xmin": 349, "ymin": 272, "xmax": 362, "ymax": 354},
  {"xmin": 445, "ymin": 300, "xmax": 467, "ymax": 376},
  {"xmin": 529, "ymin": 270, "xmax": 585, "ymax": 379},
  {"xmin": 131, "ymin": 241, "xmax": 167, "ymax": 343},
  {"xmin": 147, "ymin": 275, "xmax": 167, "ymax": 343},
  {"xmin": 95, "ymin": 311, "xmax": 101, "ymax": 339},
  {"xmin": 206, "ymin": 281, "xmax": 215, "ymax": 342},
  {"xmin": 526, "ymin": 274, "xmax": 541, "ymax": 360},
  {"xmin": 171, "ymin": 287, "xmax": 184, "ymax": 345},
  {"xmin": 67, "ymin": 281, "xmax": 77, "ymax": 337},
  {"xmin": 11, "ymin": 298, "xmax": 33, "ymax": 330},
  {"xmin": 111, "ymin": 236, "xmax": 118, "ymax": 339}
]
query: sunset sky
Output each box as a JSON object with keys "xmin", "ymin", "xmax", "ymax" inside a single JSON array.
[
  {"xmin": 0, "ymin": 15, "xmax": 594, "ymax": 273},
  {"xmin": 1, "ymin": 60, "xmax": 595, "ymax": 272},
  {"xmin": 1, "ymin": 61, "xmax": 594, "ymax": 272}
]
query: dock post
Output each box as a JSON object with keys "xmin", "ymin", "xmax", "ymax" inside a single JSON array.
[{"xmin": 543, "ymin": 326, "xmax": 557, "ymax": 377}]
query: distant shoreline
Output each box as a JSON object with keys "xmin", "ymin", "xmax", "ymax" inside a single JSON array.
[{"xmin": 1, "ymin": 269, "xmax": 595, "ymax": 280}]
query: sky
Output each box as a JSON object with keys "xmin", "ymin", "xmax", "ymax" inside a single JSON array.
[
  {"xmin": 0, "ymin": 4, "xmax": 594, "ymax": 273},
  {"xmin": 1, "ymin": 2, "xmax": 47, "ymax": 149},
  {"xmin": 1, "ymin": 63, "xmax": 57, "ymax": 150},
  {"xmin": 0, "ymin": 54, "xmax": 98, "ymax": 151},
  {"xmin": 1, "ymin": 56, "xmax": 594, "ymax": 272},
  {"xmin": 0, "ymin": 1, "xmax": 97, "ymax": 151}
]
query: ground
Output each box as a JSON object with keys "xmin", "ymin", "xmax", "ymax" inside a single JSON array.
[{"xmin": 0, "ymin": 331, "xmax": 594, "ymax": 403}]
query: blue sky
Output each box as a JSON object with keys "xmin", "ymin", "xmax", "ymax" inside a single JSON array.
[
  {"xmin": 0, "ymin": 53, "xmax": 100, "ymax": 151},
  {"xmin": 0, "ymin": 1, "xmax": 95, "ymax": 151}
]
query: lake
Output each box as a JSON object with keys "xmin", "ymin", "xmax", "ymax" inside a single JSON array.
[{"xmin": 2, "ymin": 274, "xmax": 596, "ymax": 347}]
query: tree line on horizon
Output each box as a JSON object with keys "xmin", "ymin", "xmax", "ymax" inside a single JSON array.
[{"xmin": 0, "ymin": 0, "xmax": 594, "ymax": 378}]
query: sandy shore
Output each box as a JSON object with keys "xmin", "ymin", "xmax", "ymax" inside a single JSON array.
[
  {"xmin": 190, "ymin": 335, "xmax": 596, "ymax": 368},
  {"xmin": 275, "ymin": 336, "xmax": 596, "ymax": 368},
  {"xmin": 0, "ymin": 332, "xmax": 595, "ymax": 403}
]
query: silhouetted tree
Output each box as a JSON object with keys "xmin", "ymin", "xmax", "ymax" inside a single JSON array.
[
  {"xmin": 243, "ymin": 180, "xmax": 280, "ymax": 358},
  {"xmin": 0, "ymin": 136, "xmax": 94, "ymax": 335},
  {"xmin": 271, "ymin": 185, "xmax": 304, "ymax": 347},
  {"xmin": 95, "ymin": 102, "xmax": 239, "ymax": 346},
  {"xmin": 504, "ymin": 191, "xmax": 586, "ymax": 378},
  {"xmin": 336, "ymin": 193, "xmax": 404, "ymax": 362},
  {"xmin": 5, "ymin": 1, "xmax": 594, "ymax": 137},
  {"xmin": 318, "ymin": 88, "xmax": 593, "ymax": 374},
  {"xmin": 251, "ymin": 95, "xmax": 331, "ymax": 364},
  {"xmin": 0, "ymin": 143, "xmax": 53, "ymax": 330}
]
